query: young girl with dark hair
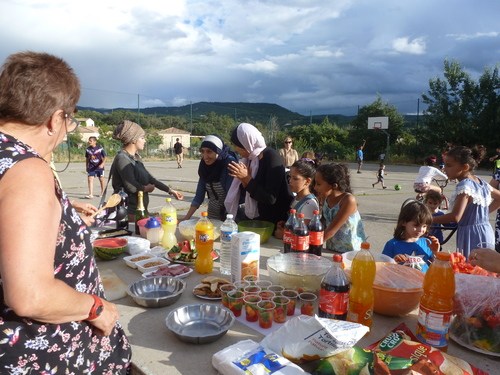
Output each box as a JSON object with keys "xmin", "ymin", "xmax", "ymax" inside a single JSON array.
[
  {"xmin": 433, "ymin": 145, "xmax": 500, "ymax": 259},
  {"xmin": 383, "ymin": 200, "xmax": 440, "ymax": 272},
  {"xmin": 314, "ymin": 163, "xmax": 366, "ymax": 253}
]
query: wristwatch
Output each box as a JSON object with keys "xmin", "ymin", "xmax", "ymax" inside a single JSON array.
[{"xmin": 87, "ymin": 294, "xmax": 104, "ymax": 320}]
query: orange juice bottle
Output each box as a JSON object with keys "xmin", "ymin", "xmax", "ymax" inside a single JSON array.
[
  {"xmin": 195, "ymin": 212, "xmax": 214, "ymax": 274},
  {"xmin": 416, "ymin": 252, "xmax": 455, "ymax": 352},
  {"xmin": 347, "ymin": 242, "xmax": 376, "ymax": 329}
]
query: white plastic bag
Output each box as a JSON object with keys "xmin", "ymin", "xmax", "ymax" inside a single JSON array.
[
  {"xmin": 260, "ymin": 315, "xmax": 369, "ymax": 363},
  {"xmin": 124, "ymin": 236, "xmax": 151, "ymax": 255},
  {"xmin": 212, "ymin": 339, "xmax": 306, "ymax": 375}
]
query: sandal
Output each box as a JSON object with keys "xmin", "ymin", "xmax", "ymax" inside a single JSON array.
[{"xmin": 85, "ymin": 195, "xmax": 94, "ymax": 199}]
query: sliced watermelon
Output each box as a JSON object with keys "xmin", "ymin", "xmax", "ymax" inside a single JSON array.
[{"xmin": 94, "ymin": 237, "xmax": 128, "ymax": 260}]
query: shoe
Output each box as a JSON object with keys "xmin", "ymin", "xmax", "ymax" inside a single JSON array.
[
  {"xmin": 372, "ymin": 183, "xmax": 375, "ymax": 188},
  {"xmin": 85, "ymin": 195, "xmax": 93, "ymax": 199},
  {"xmin": 383, "ymin": 186, "xmax": 387, "ymax": 189},
  {"xmin": 357, "ymin": 171, "xmax": 362, "ymax": 174}
]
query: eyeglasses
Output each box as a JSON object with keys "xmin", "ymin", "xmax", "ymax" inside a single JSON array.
[
  {"xmin": 65, "ymin": 114, "xmax": 80, "ymax": 133},
  {"xmin": 285, "ymin": 141, "xmax": 292, "ymax": 144}
]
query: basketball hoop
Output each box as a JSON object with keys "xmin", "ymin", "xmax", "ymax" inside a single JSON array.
[{"xmin": 373, "ymin": 127, "xmax": 380, "ymax": 130}]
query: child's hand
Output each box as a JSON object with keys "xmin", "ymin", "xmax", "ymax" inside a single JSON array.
[
  {"xmin": 426, "ymin": 235, "xmax": 440, "ymax": 254},
  {"xmin": 394, "ymin": 254, "xmax": 408, "ymax": 263}
]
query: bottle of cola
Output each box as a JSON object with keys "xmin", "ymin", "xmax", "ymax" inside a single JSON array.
[
  {"xmin": 308, "ymin": 210, "xmax": 324, "ymax": 256},
  {"xmin": 291, "ymin": 213, "xmax": 309, "ymax": 253},
  {"xmin": 318, "ymin": 254, "xmax": 350, "ymax": 320},
  {"xmin": 283, "ymin": 209, "xmax": 297, "ymax": 253}
]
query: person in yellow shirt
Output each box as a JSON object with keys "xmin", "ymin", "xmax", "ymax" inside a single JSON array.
[{"xmin": 279, "ymin": 137, "xmax": 299, "ymax": 167}]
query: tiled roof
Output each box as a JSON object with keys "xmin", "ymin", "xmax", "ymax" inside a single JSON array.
[{"xmin": 157, "ymin": 127, "xmax": 190, "ymax": 134}]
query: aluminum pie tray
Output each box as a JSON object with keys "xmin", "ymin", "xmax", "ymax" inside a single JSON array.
[{"xmin": 166, "ymin": 303, "xmax": 235, "ymax": 344}]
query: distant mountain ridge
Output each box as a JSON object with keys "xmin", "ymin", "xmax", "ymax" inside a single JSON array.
[{"xmin": 78, "ymin": 101, "xmax": 417, "ymax": 127}]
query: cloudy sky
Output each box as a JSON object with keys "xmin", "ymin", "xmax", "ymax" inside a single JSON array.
[{"xmin": 1, "ymin": 0, "xmax": 500, "ymax": 116}]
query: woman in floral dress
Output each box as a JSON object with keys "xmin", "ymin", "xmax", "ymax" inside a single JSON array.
[{"xmin": 0, "ymin": 52, "xmax": 131, "ymax": 373}]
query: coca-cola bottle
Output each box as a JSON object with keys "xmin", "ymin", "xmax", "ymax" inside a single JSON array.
[
  {"xmin": 308, "ymin": 210, "xmax": 323, "ymax": 256},
  {"xmin": 291, "ymin": 213, "xmax": 309, "ymax": 253},
  {"xmin": 318, "ymin": 254, "xmax": 350, "ymax": 320},
  {"xmin": 283, "ymin": 209, "xmax": 297, "ymax": 253}
]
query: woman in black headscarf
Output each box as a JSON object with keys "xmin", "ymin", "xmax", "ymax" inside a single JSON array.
[{"xmin": 179, "ymin": 134, "xmax": 238, "ymax": 221}]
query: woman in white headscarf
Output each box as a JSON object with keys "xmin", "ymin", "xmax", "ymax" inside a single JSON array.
[{"xmin": 225, "ymin": 123, "xmax": 293, "ymax": 228}]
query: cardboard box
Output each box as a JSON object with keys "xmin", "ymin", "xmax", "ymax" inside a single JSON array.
[{"xmin": 231, "ymin": 232, "xmax": 260, "ymax": 283}]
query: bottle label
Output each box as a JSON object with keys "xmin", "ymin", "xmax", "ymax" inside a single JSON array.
[
  {"xmin": 416, "ymin": 306, "xmax": 452, "ymax": 348},
  {"xmin": 309, "ymin": 231, "xmax": 324, "ymax": 246},
  {"xmin": 319, "ymin": 289, "xmax": 349, "ymax": 315},
  {"xmin": 292, "ymin": 235, "xmax": 309, "ymax": 251},
  {"xmin": 161, "ymin": 213, "xmax": 176, "ymax": 226},
  {"xmin": 283, "ymin": 229, "xmax": 293, "ymax": 245},
  {"xmin": 221, "ymin": 230, "xmax": 236, "ymax": 242},
  {"xmin": 347, "ymin": 300, "xmax": 373, "ymax": 326},
  {"xmin": 196, "ymin": 230, "xmax": 213, "ymax": 243}
]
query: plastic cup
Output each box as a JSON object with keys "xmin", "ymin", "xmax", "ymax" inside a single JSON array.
[
  {"xmin": 234, "ymin": 281, "xmax": 249, "ymax": 292},
  {"xmin": 299, "ymin": 292, "xmax": 317, "ymax": 316},
  {"xmin": 244, "ymin": 285, "xmax": 261, "ymax": 296},
  {"xmin": 255, "ymin": 280, "xmax": 272, "ymax": 290},
  {"xmin": 220, "ymin": 284, "xmax": 236, "ymax": 308},
  {"xmin": 476, "ymin": 242, "xmax": 495, "ymax": 250},
  {"xmin": 268, "ymin": 285, "xmax": 285, "ymax": 296},
  {"xmin": 227, "ymin": 291, "xmax": 245, "ymax": 317},
  {"xmin": 243, "ymin": 275, "xmax": 259, "ymax": 285},
  {"xmin": 272, "ymin": 296, "xmax": 290, "ymax": 323},
  {"xmin": 244, "ymin": 295, "xmax": 261, "ymax": 322},
  {"xmin": 257, "ymin": 300, "xmax": 276, "ymax": 329},
  {"xmin": 258, "ymin": 290, "xmax": 276, "ymax": 301},
  {"xmin": 282, "ymin": 290, "xmax": 298, "ymax": 316}
]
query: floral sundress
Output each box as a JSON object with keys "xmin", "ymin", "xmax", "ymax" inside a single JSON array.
[{"xmin": 0, "ymin": 133, "xmax": 131, "ymax": 374}]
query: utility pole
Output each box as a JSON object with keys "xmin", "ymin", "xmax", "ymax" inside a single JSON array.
[{"xmin": 137, "ymin": 94, "xmax": 140, "ymax": 125}]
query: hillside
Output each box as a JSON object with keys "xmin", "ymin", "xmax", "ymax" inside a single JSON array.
[{"xmin": 79, "ymin": 102, "xmax": 419, "ymax": 127}]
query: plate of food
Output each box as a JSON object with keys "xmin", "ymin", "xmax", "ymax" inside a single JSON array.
[
  {"xmin": 166, "ymin": 240, "xmax": 219, "ymax": 265},
  {"xmin": 193, "ymin": 276, "xmax": 231, "ymax": 300},
  {"xmin": 142, "ymin": 264, "xmax": 193, "ymax": 279}
]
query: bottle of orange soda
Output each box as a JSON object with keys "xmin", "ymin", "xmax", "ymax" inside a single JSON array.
[
  {"xmin": 416, "ymin": 252, "xmax": 455, "ymax": 352},
  {"xmin": 195, "ymin": 212, "xmax": 214, "ymax": 274},
  {"xmin": 347, "ymin": 242, "xmax": 376, "ymax": 329}
]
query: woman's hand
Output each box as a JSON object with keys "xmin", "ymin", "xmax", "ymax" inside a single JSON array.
[
  {"xmin": 87, "ymin": 298, "xmax": 120, "ymax": 336},
  {"xmin": 274, "ymin": 220, "xmax": 285, "ymax": 239},
  {"xmin": 72, "ymin": 201, "xmax": 97, "ymax": 226},
  {"xmin": 228, "ymin": 161, "xmax": 249, "ymax": 180},
  {"xmin": 470, "ymin": 248, "xmax": 500, "ymax": 273},
  {"xmin": 171, "ymin": 190, "xmax": 184, "ymax": 200}
]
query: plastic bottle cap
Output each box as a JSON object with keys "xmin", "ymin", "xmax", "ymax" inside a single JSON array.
[
  {"xmin": 202, "ymin": 211, "xmax": 208, "ymax": 217},
  {"xmin": 313, "ymin": 210, "xmax": 319, "ymax": 214},
  {"xmin": 435, "ymin": 252, "xmax": 451, "ymax": 261},
  {"xmin": 165, "ymin": 198, "xmax": 172, "ymax": 202},
  {"xmin": 290, "ymin": 209, "xmax": 296, "ymax": 213},
  {"xmin": 298, "ymin": 213, "xmax": 305, "ymax": 218},
  {"xmin": 361, "ymin": 242, "xmax": 370, "ymax": 250},
  {"xmin": 333, "ymin": 254, "xmax": 342, "ymax": 262},
  {"xmin": 226, "ymin": 214, "xmax": 234, "ymax": 219},
  {"xmin": 144, "ymin": 217, "xmax": 161, "ymax": 228}
]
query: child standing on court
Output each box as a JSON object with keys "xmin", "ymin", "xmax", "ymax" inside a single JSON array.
[
  {"xmin": 275, "ymin": 159, "xmax": 319, "ymax": 239},
  {"xmin": 433, "ymin": 145, "xmax": 500, "ymax": 259},
  {"xmin": 383, "ymin": 200, "xmax": 440, "ymax": 273},
  {"xmin": 372, "ymin": 163, "xmax": 387, "ymax": 189},
  {"xmin": 85, "ymin": 136, "xmax": 107, "ymax": 198},
  {"xmin": 314, "ymin": 163, "xmax": 366, "ymax": 253}
]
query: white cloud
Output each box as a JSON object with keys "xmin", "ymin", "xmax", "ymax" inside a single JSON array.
[
  {"xmin": 446, "ymin": 32, "xmax": 499, "ymax": 41},
  {"xmin": 392, "ymin": 37, "xmax": 426, "ymax": 55},
  {"xmin": 230, "ymin": 60, "xmax": 279, "ymax": 74}
]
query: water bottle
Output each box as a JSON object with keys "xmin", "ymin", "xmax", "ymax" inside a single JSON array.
[
  {"xmin": 319, "ymin": 254, "xmax": 350, "ymax": 320},
  {"xmin": 220, "ymin": 214, "xmax": 238, "ymax": 275},
  {"xmin": 283, "ymin": 209, "xmax": 297, "ymax": 253}
]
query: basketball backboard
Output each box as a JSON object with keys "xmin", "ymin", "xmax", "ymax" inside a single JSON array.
[{"xmin": 368, "ymin": 116, "xmax": 389, "ymax": 130}]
